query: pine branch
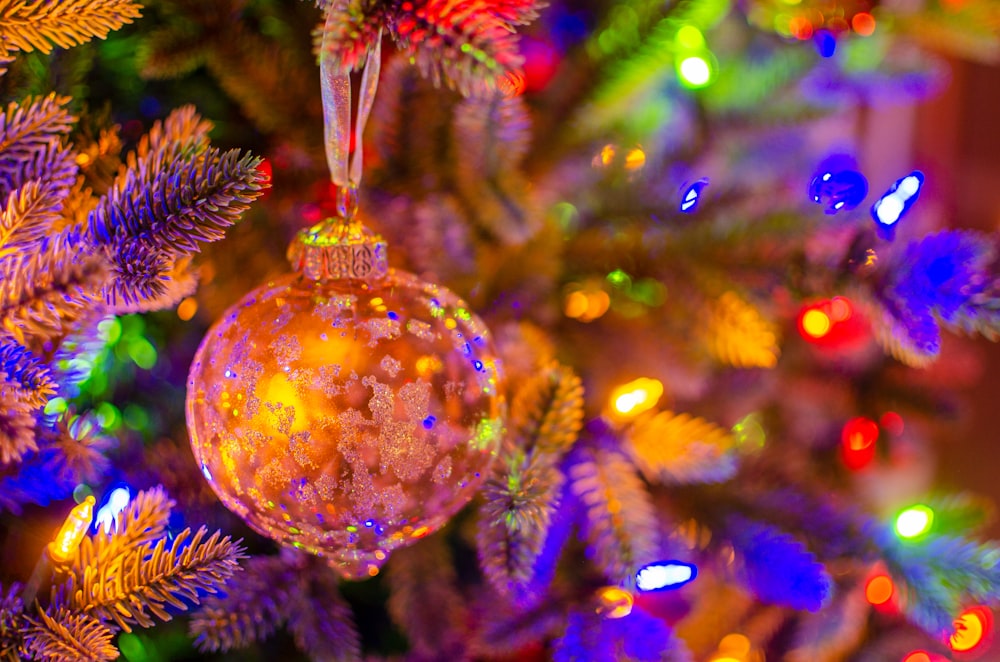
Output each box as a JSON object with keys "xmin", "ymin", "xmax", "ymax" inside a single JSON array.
[
  {"xmin": 0, "ymin": 583, "xmax": 26, "ymax": 661},
  {"xmin": 35, "ymin": 411, "xmax": 114, "ymax": 487},
  {"xmin": 314, "ymin": 0, "xmax": 385, "ymax": 72},
  {"xmin": 107, "ymin": 254, "xmax": 198, "ymax": 314},
  {"xmin": 24, "ymin": 607, "xmax": 117, "ymax": 662},
  {"xmin": 0, "ymin": 94, "xmax": 74, "ymax": 168},
  {"xmin": 0, "ymin": 339, "xmax": 55, "ymax": 409},
  {"xmin": 0, "ymin": 141, "xmax": 78, "ymax": 211},
  {"xmin": 389, "ymin": 0, "xmax": 527, "ymax": 96},
  {"xmin": 0, "ymin": 182, "xmax": 65, "ymax": 259},
  {"xmin": 786, "ymin": 583, "xmax": 869, "ymax": 662},
  {"xmin": 626, "ymin": 410, "xmax": 738, "ymax": 485},
  {"xmin": 567, "ymin": 444, "xmax": 660, "ymax": 584},
  {"xmin": 387, "ymin": 534, "xmax": 467, "ymax": 659},
  {"xmin": 554, "ymin": 606, "xmax": 692, "ymax": 662},
  {"xmin": 507, "ymin": 361, "xmax": 585, "ymax": 456},
  {"xmin": 73, "ymin": 486, "xmax": 175, "ymax": 578},
  {"xmin": 0, "ymin": 381, "xmax": 36, "ymax": 465},
  {"xmin": 287, "ymin": 561, "xmax": 361, "ymax": 662},
  {"xmin": 90, "ymin": 142, "xmax": 266, "ymax": 255},
  {"xmin": 451, "ymin": 89, "xmax": 537, "ymax": 245},
  {"xmin": 0, "ymin": 245, "xmax": 108, "ymax": 346},
  {"xmin": 190, "ymin": 555, "xmax": 296, "ymax": 652},
  {"xmin": 700, "ymin": 291, "xmax": 780, "ymax": 368},
  {"xmin": 471, "ymin": 594, "xmax": 565, "ymax": 657},
  {"xmin": 0, "ymin": 0, "xmax": 142, "ymax": 56},
  {"xmin": 64, "ymin": 527, "xmax": 246, "ymax": 632},
  {"xmin": 725, "ymin": 517, "xmax": 832, "ymax": 612},
  {"xmin": 477, "ymin": 451, "xmax": 563, "ymax": 599},
  {"xmin": 878, "ymin": 531, "xmax": 1000, "ymax": 636}
]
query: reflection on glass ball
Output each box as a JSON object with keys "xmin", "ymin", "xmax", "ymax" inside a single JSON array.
[{"xmin": 186, "ymin": 270, "xmax": 505, "ymax": 579}]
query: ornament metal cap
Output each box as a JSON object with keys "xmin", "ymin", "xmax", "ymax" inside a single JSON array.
[{"xmin": 287, "ymin": 187, "xmax": 388, "ymax": 282}]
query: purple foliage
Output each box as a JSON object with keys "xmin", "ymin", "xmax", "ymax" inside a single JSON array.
[{"xmin": 726, "ymin": 517, "xmax": 832, "ymax": 612}]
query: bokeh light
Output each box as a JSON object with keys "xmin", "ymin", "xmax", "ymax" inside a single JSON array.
[
  {"xmin": 636, "ymin": 560, "xmax": 698, "ymax": 591},
  {"xmin": 865, "ymin": 574, "xmax": 894, "ymax": 606},
  {"xmin": 841, "ymin": 416, "xmax": 879, "ymax": 470},
  {"xmin": 610, "ymin": 377, "xmax": 664, "ymax": 417},
  {"xmin": 595, "ymin": 586, "xmax": 634, "ymax": 619},
  {"xmin": 949, "ymin": 606, "xmax": 993, "ymax": 653},
  {"xmin": 679, "ymin": 56, "xmax": 712, "ymax": 87},
  {"xmin": 895, "ymin": 504, "xmax": 934, "ymax": 539}
]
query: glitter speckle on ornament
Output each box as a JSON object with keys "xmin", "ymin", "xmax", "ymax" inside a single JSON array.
[{"xmin": 186, "ymin": 217, "xmax": 506, "ymax": 579}]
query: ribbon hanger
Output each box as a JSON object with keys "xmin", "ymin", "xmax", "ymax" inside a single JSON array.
[{"xmin": 319, "ymin": 8, "xmax": 382, "ymax": 219}]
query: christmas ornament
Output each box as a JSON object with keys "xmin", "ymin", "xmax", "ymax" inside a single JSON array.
[
  {"xmin": 186, "ymin": 22, "xmax": 505, "ymax": 579},
  {"xmin": 186, "ymin": 207, "xmax": 506, "ymax": 579}
]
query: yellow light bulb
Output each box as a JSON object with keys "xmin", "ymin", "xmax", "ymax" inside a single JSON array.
[
  {"xmin": 48, "ymin": 496, "xmax": 95, "ymax": 564},
  {"xmin": 595, "ymin": 586, "xmax": 634, "ymax": 619},
  {"xmin": 801, "ymin": 309, "xmax": 831, "ymax": 338},
  {"xmin": 610, "ymin": 378, "xmax": 664, "ymax": 418}
]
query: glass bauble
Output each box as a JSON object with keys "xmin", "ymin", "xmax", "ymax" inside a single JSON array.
[{"xmin": 186, "ymin": 219, "xmax": 505, "ymax": 579}]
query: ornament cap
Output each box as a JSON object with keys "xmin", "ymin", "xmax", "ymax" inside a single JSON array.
[{"xmin": 288, "ymin": 215, "xmax": 388, "ymax": 282}]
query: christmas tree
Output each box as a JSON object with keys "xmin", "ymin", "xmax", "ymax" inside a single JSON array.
[{"xmin": 2, "ymin": 0, "xmax": 1000, "ymax": 660}]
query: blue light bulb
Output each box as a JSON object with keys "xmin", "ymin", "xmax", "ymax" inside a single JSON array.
[
  {"xmin": 871, "ymin": 170, "xmax": 924, "ymax": 241},
  {"xmin": 679, "ymin": 178, "xmax": 710, "ymax": 214},
  {"xmin": 809, "ymin": 169, "xmax": 869, "ymax": 215}
]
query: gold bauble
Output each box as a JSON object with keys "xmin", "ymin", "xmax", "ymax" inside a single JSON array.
[{"xmin": 186, "ymin": 217, "xmax": 505, "ymax": 579}]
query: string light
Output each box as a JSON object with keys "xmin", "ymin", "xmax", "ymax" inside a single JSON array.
[
  {"xmin": 610, "ymin": 377, "xmax": 664, "ymax": 418},
  {"xmin": 595, "ymin": 586, "xmax": 634, "ymax": 619},
  {"xmin": 864, "ymin": 574, "xmax": 894, "ymax": 606},
  {"xmin": 949, "ymin": 605, "xmax": 993, "ymax": 653},
  {"xmin": 712, "ymin": 633, "xmax": 751, "ymax": 662},
  {"xmin": 841, "ymin": 416, "xmax": 879, "ymax": 471},
  {"xmin": 636, "ymin": 560, "xmax": 698, "ymax": 591},
  {"xmin": 48, "ymin": 496, "xmax": 96, "ymax": 564},
  {"xmin": 680, "ymin": 178, "xmax": 710, "ymax": 213},
  {"xmin": 95, "ymin": 486, "xmax": 131, "ymax": 534},
  {"xmin": 895, "ymin": 504, "xmax": 934, "ymax": 539},
  {"xmin": 871, "ymin": 171, "xmax": 924, "ymax": 241}
]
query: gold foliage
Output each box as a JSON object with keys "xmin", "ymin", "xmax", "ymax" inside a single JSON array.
[
  {"xmin": 0, "ymin": 0, "xmax": 142, "ymax": 58},
  {"xmin": 0, "ymin": 181, "xmax": 64, "ymax": 259},
  {"xmin": 508, "ymin": 360, "xmax": 585, "ymax": 456},
  {"xmin": 0, "ymin": 247, "xmax": 107, "ymax": 347},
  {"xmin": 25, "ymin": 608, "xmax": 117, "ymax": 662},
  {"xmin": 627, "ymin": 410, "xmax": 738, "ymax": 485},
  {"xmin": 700, "ymin": 291, "xmax": 779, "ymax": 369},
  {"xmin": 568, "ymin": 446, "xmax": 660, "ymax": 584},
  {"xmin": 66, "ymin": 526, "xmax": 245, "ymax": 632},
  {"xmin": 72, "ymin": 485, "xmax": 175, "ymax": 577}
]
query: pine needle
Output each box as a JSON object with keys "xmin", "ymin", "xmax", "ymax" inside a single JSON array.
[
  {"xmin": 0, "ymin": 582, "xmax": 25, "ymax": 661},
  {"xmin": 477, "ymin": 451, "xmax": 563, "ymax": 599},
  {"xmin": 387, "ymin": 534, "xmax": 467, "ymax": 659},
  {"xmin": 0, "ymin": 245, "xmax": 107, "ymax": 346},
  {"xmin": 190, "ymin": 555, "xmax": 296, "ymax": 652},
  {"xmin": 700, "ymin": 291, "xmax": 780, "ymax": 369},
  {"xmin": 0, "ymin": 339, "xmax": 56, "ymax": 409},
  {"xmin": 626, "ymin": 410, "xmax": 738, "ymax": 485},
  {"xmin": 24, "ymin": 607, "xmax": 117, "ymax": 662},
  {"xmin": 73, "ymin": 486, "xmax": 175, "ymax": 577},
  {"xmin": 507, "ymin": 361, "xmax": 585, "ymax": 456},
  {"xmin": 287, "ymin": 561, "xmax": 361, "ymax": 662},
  {"xmin": 567, "ymin": 445, "xmax": 660, "ymax": 584},
  {"xmin": 64, "ymin": 527, "xmax": 246, "ymax": 632},
  {"xmin": 0, "ymin": 0, "xmax": 143, "ymax": 56}
]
